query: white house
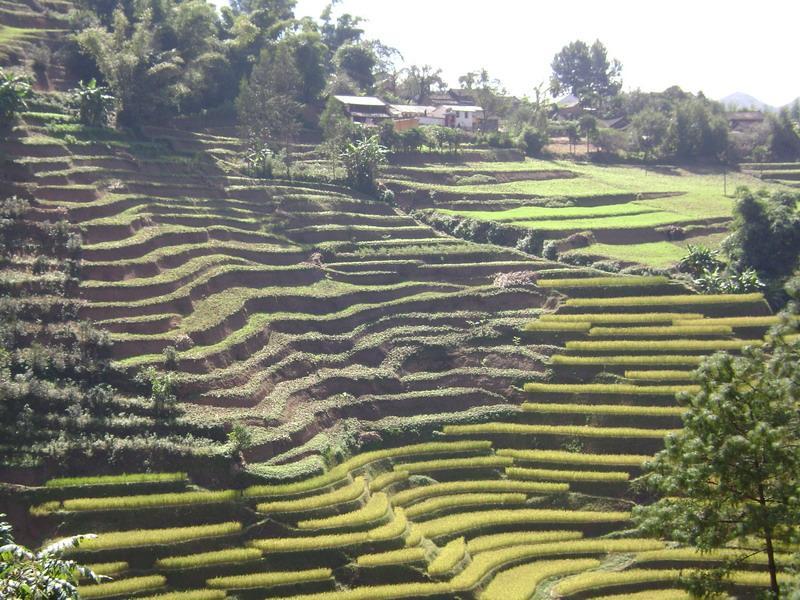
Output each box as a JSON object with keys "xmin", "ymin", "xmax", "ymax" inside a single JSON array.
[
  {"xmin": 431, "ymin": 105, "xmax": 485, "ymax": 131},
  {"xmin": 389, "ymin": 104, "xmax": 444, "ymax": 126}
]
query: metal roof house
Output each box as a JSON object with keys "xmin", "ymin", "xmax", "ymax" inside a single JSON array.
[{"xmin": 332, "ymin": 95, "xmax": 392, "ymax": 125}]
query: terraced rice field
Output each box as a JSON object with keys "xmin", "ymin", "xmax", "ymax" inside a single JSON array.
[
  {"xmin": 388, "ymin": 157, "xmax": 793, "ymax": 269},
  {"xmin": 2, "ymin": 9, "xmax": 789, "ymax": 593},
  {"xmin": 18, "ymin": 272, "xmax": 780, "ymax": 598}
]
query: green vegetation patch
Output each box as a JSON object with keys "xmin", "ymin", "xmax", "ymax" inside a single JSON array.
[
  {"xmin": 565, "ymin": 339, "xmax": 755, "ymax": 352},
  {"xmin": 466, "ymin": 530, "xmax": 584, "ymax": 554},
  {"xmin": 137, "ymin": 591, "xmax": 227, "ymax": 600},
  {"xmin": 356, "ymin": 547, "xmax": 428, "ymax": 567},
  {"xmin": 405, "ymin": 493, "xmax": 529, "ymax": 520},
  {"xmin": 521, "ymin": 402, "xmax": 684, "ymax": 416},
  {"xmin": 536, "ymin": 276, "xmax": 670, "ymax": 288},
  {"xmin": 393, "ymin": 456, "xmax": 513, "ymax": 475},
  {"xmin": 588, "ymin": 325, "xmax": 733, "ymax": 337},
  {"xmin": 550, "ymin": 354, "xmax": 705, "ymax": 366},
  {"xmin": 61, "ymin": 490, "xmax": 238, "ymax": 512},
  {"xmin": 541, "ymin": 313, "xmax": 704, "ymax": 324},
  {"xmin": 625, "ymin": 370, "xmax": 696, "ymax": 381}
]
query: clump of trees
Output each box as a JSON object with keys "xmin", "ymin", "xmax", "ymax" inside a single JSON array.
[
  {"xmin": 634, "ymin": 281, "xmax": 800, "ymax": 598},
  {"xmin": 0, "ymin": 515, "xmax": 100, "ymax": 599},
  {"xmin": 0, "ymin": 69, "xmax": 31, "ymax": 131}
]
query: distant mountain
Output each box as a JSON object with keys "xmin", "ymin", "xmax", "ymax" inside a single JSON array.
[{"xmin": 720, "ymin": 92, "xmax": 775, "ymax": 112}]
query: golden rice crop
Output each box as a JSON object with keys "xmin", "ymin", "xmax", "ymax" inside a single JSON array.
[
  {"xmin": 524, "ymin": 321, "xmax": 591, "ymax": 332},
  {"xmin": 565, "ymin": 292, "xmax": 764, "ymax": 307},
  {"xmin": 356, "ymin": 546, "xmax": 427, "ymax": 567},
  {"xmin": 206, "ymin": 568, "xmax": 332, "ymax": 590},
  {"xmin": 536, "ymin": 276, "xmax": 670, "ymax": 288},
  {"xmin": 391, "ymin": 480, "xmax": 568, "ymax": 507},
  {"xmin": 278, "ymin": 581, "xmax": 452, "ymax": 599},
  {"xmin": 249, "ymin": 508, "xmax": 408, "ymax": 553},
  {"xmin": 393, "ymin": 456, "xmax": 513, "ymax": 475},
  {"xmin": 137, "ymin": 591, "xmax": 227, "ymax": 600},
  {"xmin": 588, "ymin": 325, "xmax": 733, "ymax": 336},
  {"xmin": 674, "ymin": 316, "xmax": 780, "ymax": 327},
  {"xmin": 521, "ymin": 402, "xmax": 684, "ymax": 416},
  {"xmin": 427, "ymin": 537, "xmax": 467, "ymax": 576},
  {"xmin": 368, "ymin": 470, "xmax": 408, "ymax": 492},
  {"xmin": 480, "ymin": 558, "xmax": 601, "ymax": 600},
  {"xmin": 523, "ymin": 382, "xmax": 696, "ymax": 395},
  {"xmin": 79, "ymin": 575, "xmax": 166, "ymax": 599},
  {"xmin": 566, "ymin": 339, "xmax": 754, "ymax": 352},
  {"xmin": 79, "ymin": 522, "xmax": 242, "ymax": 551},
  {"xmin": 243, "ymin": 441, "xmax": 491, "ymax": 498},
  {"xmin": 405, "ymin": 493, "xmax": 528, "ymax": 520},
  {"xmin": 155, "ymin": 548, "xmax": 262, "ymax": 570},
  {"xmin": 541, "ymin": 312, "xmax": 704, "ymax": 323},
  {"xmin": 297, "ymin": 492, "xmax": 390, "ymax": 530},
  {"xmin": 506, "ymin": 466, "xmax": 629, "ymax": 483},
  {"xmin": 466, "ymin": 530, "xmax": 583, "ymax": 554},
  {"xmin": 84, "ymin": 562, "xmax": 128, "ymax": 577},
  {"xmin": 256, "ymin": 477, "xmax": 365, "ymax": 514},
  {"xmin": 550, "ymin": 354, "xmax": 704, "ymax": 365},
  {"xmin": 624, "ymin": 370, "xmax": 695, "ymax": 381},
  {"xmin": 62, "ymin": 490, "xmax": 239, "ymax": 512},
  {"xmin": 417, "ymin": 508, "xmax": 630, "ymax": 540},
  {"xmin": 443, "ymin": 423, "xmax": 677, "ymax": 439},
  {"xmin": 46, "ymin": 473, "xmax": 187, "ymax": 488},
  {"xmin": 592, "ymin": 591, "xmax": 692, "ymax": 600},
  {"xmin": 497, "ymin": 449, "xmax": 650, "ymax": 467}
]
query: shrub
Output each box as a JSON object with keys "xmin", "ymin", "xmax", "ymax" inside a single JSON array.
[
  {"xmin": 341, "ymin": 135, "xmax": 388, "ymax": 194},
  {"xmin": 520, "ymin": 127, "xmax": 549, "ymax": 157},
  {"xmin": 73, "ymin": 79, "xmax": 115, "ymax": 127},
  {"xmin": 206, "ymin": 568, "xmax": 332, "ymax": 590},
  {"xmin": 0, "ymin": 70, "xmax": 31, "ymax": 129},
  {"xmin": 427, "ymin": 537, "xmax": 466, "ymax": 576},
  {"xmin": 296, "ymin": 493, "xmax": 390, "ymax": 531}
]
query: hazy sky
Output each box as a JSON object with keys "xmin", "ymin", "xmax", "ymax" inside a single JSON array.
[{"xmin": 216, "ymin": 0, "xmax": 799, "ymax": 106}]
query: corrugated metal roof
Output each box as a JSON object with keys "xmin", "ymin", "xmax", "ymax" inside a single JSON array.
[{"xmin": 333, "ymin": 95, "xmax": 387, "ymax": 107}]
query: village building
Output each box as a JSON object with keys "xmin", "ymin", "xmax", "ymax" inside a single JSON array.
[
  {"xmin": 429, "ymin": 89, "xmax": 476, "ymax": 106},
  {"xmin": 332, "ymin": 95, "xmax": 392, "ymax": 125},
  {"xmin": 430, "ymin": 105, "xmax": 485, "ymax": 131},
  {"xmin": 389, "ymin": 104, "xmax": 444, "ymax": 126},
  {"xmin": 726, "ymin": 111, "xmax": 766, "ymax": 132}
]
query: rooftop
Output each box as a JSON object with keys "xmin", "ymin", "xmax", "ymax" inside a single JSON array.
[{"xmin": 333, "ymin": 95, "xmax": 388, "ymax": 107}]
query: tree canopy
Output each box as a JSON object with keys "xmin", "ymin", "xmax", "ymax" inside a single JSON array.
[
  {"xmin": 550, "ymin": 39, "xmax": 622, "ymax": 107},
  {"xmin": 634, "ymin": 296, "xmax": 800, "ymax": 598}
]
